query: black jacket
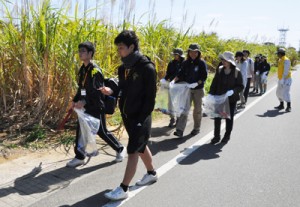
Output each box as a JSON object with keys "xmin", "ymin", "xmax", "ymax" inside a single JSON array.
[
  {"xmin": 164, "ymin": 59, "xmax": 183, "ymax": 81},
  {"xmin": 209, "ymin": 66, "xmax": 244, "ymax": 103},
  {"xmin": 177, "ymin": 58, "xmax": 207, "ymax": 89},
  {"xmin": 116, "ymin": 56, "xmax": 157, "ymax": 122},
  {"xmin": 254, "ymin": 61, "xmax": 261, "ymax": 73},
  {"xmin": 260, "ymin": 61, "xmax": 270, "ymax": 75},
  {"xmin": 73, "ymin": 62, "xmax": 105, "ymax": 113}
]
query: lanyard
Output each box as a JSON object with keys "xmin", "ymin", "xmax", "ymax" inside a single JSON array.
[
  {"xmin": 81, "ymin": 65, "xmax": 92, "ymax": 86},
  {"xmin": 125, "ymin": 69, "xmax": 130, "ymax": 80}
]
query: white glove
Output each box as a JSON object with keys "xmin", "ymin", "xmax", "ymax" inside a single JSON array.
[
  {"xmin": 160, "ymin": 78, "xmax": 167, "ymax": 85},
  {"xmin": 187, "ymin": 82, "xmax": 198, "ymax": 89},
  {"xmin": 279, "ymin": 79, "xmax": 284, "ymax": 86},
  {"xmin": 256, "ymin": 71, "xmax": 259, "ymax": 76},
  {"xmin": 226, "ymin": 90, "xmax": 234, "ymax": 97},
  {"xmin": 169, "ymin": 80, "xmax": 175, "ymax": 88}
]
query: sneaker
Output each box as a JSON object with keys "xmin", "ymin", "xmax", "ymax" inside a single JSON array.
[
  {"xmin": 115, "ymin": 148, "xmax": 126, "ymax": 162},
  {"xmin": 190, "ymin": 129, "xmax": 200, "ymax": 136},
  {"xmin": 168, "ymin": 118, "xmax": 176, "ymax": 128},
  {"xmin": 174, "ymin": 130, "xmax": 183, "ymax": 137},
  {"xmin": 221, "ymin": 136, "xmax": 230, "ymax": 144},
  {"xmin": 104, "ymin": 186, "xmax": 128, "ymax": 201},
  {"xmin": 136, "ymin": 173, "xmax": 158, "ymax": 186},
  {"xmin": 66, "ymin": 158, "xmax": 84, "ymax": 168},
  {"xmin": 275, "ymin": 104, "xmax": 284, "ymax": 110},
  {"xmin": 210, "ymin": 137, "xmax": 220, "ymax": 145}
]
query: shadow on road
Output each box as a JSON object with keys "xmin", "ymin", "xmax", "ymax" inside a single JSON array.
[
  {"xmin": 149, "ymin": 134, "xmax": 193, "ymax": 156},
  {"xmin": 256, "ymin": 109, "xmax": 286, "ymax": 117},
  {"xmin": 151, "ymin": 125, "xmax": 174, "ymax": 137},
  {"xmin": 58, "ymin": 190, "xmax": 111, "ymax": 207},
  {"xmin": 0, "ymin": 161, "xmax": 115, "ymax": 198},
  {"xmin": 178, "ymin": 143, "xmax": 226, "ymax": 165}
]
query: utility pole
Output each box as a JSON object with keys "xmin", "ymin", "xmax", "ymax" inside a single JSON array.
[
  {"xmin": 278, "ymin": 27, "xmax": 289, "ymax": 47},
  {"xmin": 84, "ymin": 0, "xmax": 87, "ymax": 20}
]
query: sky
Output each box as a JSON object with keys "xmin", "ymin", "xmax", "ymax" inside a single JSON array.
[
  {"xmin": 124, "ymin": 0, "xmax": 300, "ymax": 49},
  {"xmin": 4, "ymin": 0, "xmax": 300, "ymax": 49}
]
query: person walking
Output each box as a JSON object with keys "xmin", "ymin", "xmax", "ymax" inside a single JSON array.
[
  {"xmin": 259, "ymin": 55, "xmax": 271, "ymax": 94},
  {"xmin": 172, "ymin": 43, "xmax": 208, "ymax": 137},
  {"xmin": 160, "ymin": 48, "xmax": 184, "ymax": 127},
  {"xmin": 274, "ymin": 48, "xmax": 292, "ymax": 112},
  {"xmin": 252, "ymin": 54, "xmax": 262, "ymax": 94},
  {"xmin": 209, "ymin": 51, "xmax": 244, "ymax": 144},
  {"xmin": 235, "ymin": 51, "xmax": 248, "ymax": 107},
  {"xmin": 243, "ymin": 50, "xmax": 254, "ymax": 102},
  {"xmin": 101, "ymin": 30, "xmax": 157, "ymax": 201},
  {"xmin": 67, "ymin": 41, "xmax": 125, "ymax": 168}
]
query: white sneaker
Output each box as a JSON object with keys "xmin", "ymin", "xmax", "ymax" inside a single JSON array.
[
  {"xmin": 115, "ymin": 148, "xmax": 126, "ymax": 162},
  {"xmin": 66, "ymin": 158, "xmax": 84, "ymax": 168},
  {"xmin": 136, "ymin": 173, "xmax": 158, "ymax": 186},
  {"xmin": 104, "ymin": 186, "xmax": 129, "ymax": 201}
]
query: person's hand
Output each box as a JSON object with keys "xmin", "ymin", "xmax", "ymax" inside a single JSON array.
[
  {"xmin": 256, "ymin": 71, "xmax": 259, "ymax": 76},
  {"xmin": 187, "ymin": 82, "xmax": 198, "ymax": 89},
  {"xmin": 160, "ymin": 78, "xmax": 167, "ymax": 85},
  {"xmin": 226, "ymin": 90, "xmax": 234, "ymax": 97},
  {"xmin": 74, "ymin": 101, "xmax": 85, "ymax": 109},
  {"xmin": 169, "ymin": 80, "xmax": 175, "ymax": 87},
  {"xmin": 98, "ymin": 86, "xmax": 113, "ymax": 96},
  {"xmin": 279, "ymin": 79, "xmax": 284, "ymax": 86}
]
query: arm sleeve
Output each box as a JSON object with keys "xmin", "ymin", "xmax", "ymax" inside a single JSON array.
[
  {"xmin": 209, "ymin": 70, "xmax": 219, "ymax": 95},
  {"xmin": 73, "ymin": 70, "xmax": 83, "ymax": 102},
  {"xmin": 250, "ymin": 59, "xmax": 255, "ymax": 73},
  {"xmin": 176, "ymin": 62, "xmax": 185, "ymax": 82},
  {"xmin": 87, "ymin": 70, "xmax": 104, "ymax": 106},
  {"xmin": 233, "ymin": 71, "xmax": 244, "ymax": 95},
  {"xmin": 198, "ymin": 61, "xmax": 208, "ymax": 84},
  {"xmin": 164, "ymin": 62, "xmax": 172, "ymax": 81},
  {"xmin": 138, "ymin": 64, "xmax": 157, "ymax": 122},
  {"xmin": 283, "ymin": 60, "xmax": 291, "ymax": 78}
]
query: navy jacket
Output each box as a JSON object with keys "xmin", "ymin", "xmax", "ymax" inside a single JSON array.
[{"xmin": 177, "ymin": 58, "xmax": 208, "ymax": 90}]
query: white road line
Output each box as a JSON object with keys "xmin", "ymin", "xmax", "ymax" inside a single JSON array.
[{"xmin": 103, "ymin": 83, "xmax": 279, "ymax": 207}]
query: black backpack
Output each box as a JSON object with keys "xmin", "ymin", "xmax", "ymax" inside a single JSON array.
[{"xmin": 103, "ymin": 78, "xmax": 118, "ymax": 114}]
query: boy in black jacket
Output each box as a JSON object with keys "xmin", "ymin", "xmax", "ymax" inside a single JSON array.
[
  {"xmin": 100, "ymin": 30, "xmax": 157, "ymax": 201},
  {"xmin": 66, "ymin": 42, "xmax": 124, "ymax": 168}
]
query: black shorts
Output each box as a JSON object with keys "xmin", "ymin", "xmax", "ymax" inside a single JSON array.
[{"xmin": 122, "ymin": 115, "xmax": 152, "ymax": 154}]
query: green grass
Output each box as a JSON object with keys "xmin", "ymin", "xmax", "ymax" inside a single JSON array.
[{"xmin": 0, "ymin": 0, "xmax": 299, "ymax": 143}]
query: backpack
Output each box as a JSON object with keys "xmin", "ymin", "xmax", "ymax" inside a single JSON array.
[{"xmin": 103, "ymin": 78, "xmax": 118, "ymax": 115}]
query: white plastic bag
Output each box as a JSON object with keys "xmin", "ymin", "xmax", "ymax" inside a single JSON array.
[
  {"xmin": 74, "ymin": 108, "xmax": 100, "ymax": 157},
  {"xmin": 203, "ymin": 94, "xmax": 230, "ymax": 119},
  {"xmin": 155, "ymin": 84, "xmax": 170, "ymax": 113},
  {"xmin": 169, "ymin": 82, "xmax": 191, "ymax": 117},
  {"xmin": 261, "ymin": 72, "xmax": 268, "ymax": 84}
]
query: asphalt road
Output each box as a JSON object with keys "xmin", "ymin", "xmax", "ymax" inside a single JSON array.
[{"xmin": 28, "ymin": 66, "xmax": 300, "ymax": 207}]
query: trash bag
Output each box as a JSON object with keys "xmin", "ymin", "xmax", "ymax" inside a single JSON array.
[
  {"xmin": 155, "ymin": 83, "xmax": 169, "ymax": 113},
  {"xmin": 74, "ymin": 108, "xmax": 100, "ymax": 157},
  {"xmin": 169, "ymin": 82, "xmax": 191, "ymax": 117},
  {"xmin": 203, "ymin": 94, "xmax": 230, "ymax": 119}
]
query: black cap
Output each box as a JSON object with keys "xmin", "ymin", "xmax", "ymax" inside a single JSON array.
[
  {"xmin": 187, "ymin": 43, "xmax": 200, "ymax": 51},
  {"xmin": 171, "ymin": 48, "xmax": 185, "ymax": 57}
]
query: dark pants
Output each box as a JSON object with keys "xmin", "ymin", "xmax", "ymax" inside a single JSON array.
[
  {"xmin": 122, "ymin": 115, "xmax": 152, "ymax": 154},
  {"xmin": 75, "ymin": 110, "xmax": 123, "ymax": 160},
  {"xmin": 244, "ymin": 78, "xmax": 251, "ymax": 103},
  {"xmin": 214, "ymin": 102, "xmax": 236, "ymax": 139}
]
